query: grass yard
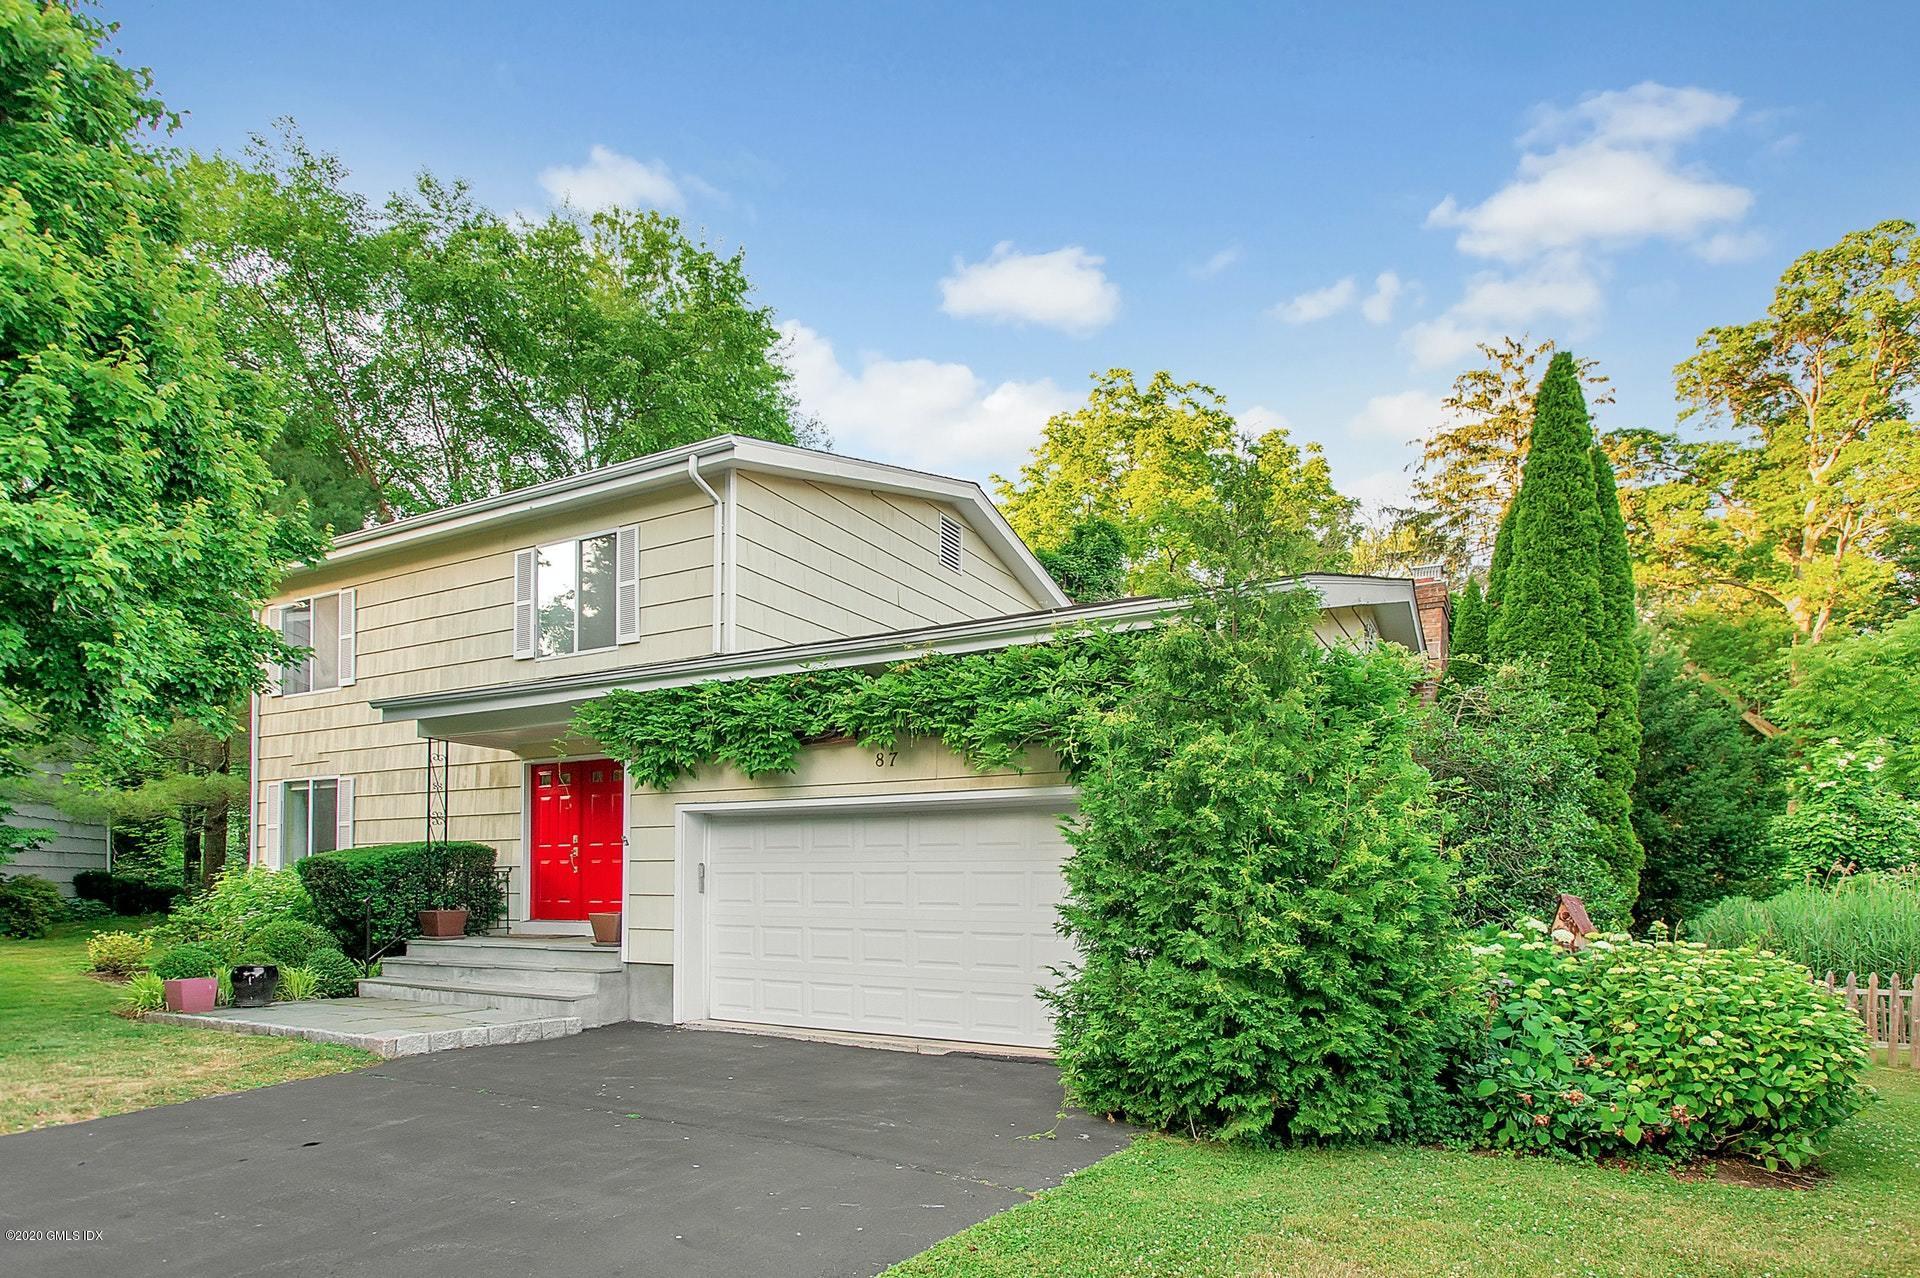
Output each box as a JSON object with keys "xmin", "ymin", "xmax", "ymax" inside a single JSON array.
[
  {"xmin": 892, "ymin": 1069, "xmax": 1920, "ymax": 1278},
  {"xmin": 0, "ymin": 920, "xmax": 376, "ymax": 1135}
]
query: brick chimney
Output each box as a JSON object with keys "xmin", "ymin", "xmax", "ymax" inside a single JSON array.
[{"xmin": 1411, "ymin": 562, "xmax": 1450, "ymax": 676}]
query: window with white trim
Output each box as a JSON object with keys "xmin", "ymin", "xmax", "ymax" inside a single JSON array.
[
  {"xmin": 515, "ymin": 526, "xmax": 640, "ymax": 660},
  {"xmin": 277, "ymin": 776, "xmax": 354, "ymax": 865},
  {"xmin": 275, "ymin": 590, "xmax": 355, "ymax": 694}
]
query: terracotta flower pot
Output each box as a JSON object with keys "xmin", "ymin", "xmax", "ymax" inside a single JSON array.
[
  {"xmin": 418, "ymin": 908, "xmax": 469, "ymax": 938},
  {"xmin": 588, "ymin": 911, "xmax": 621, "ymax": 947},
  {"xmin": 163, "ymin": 976, "xmax": 217, "ymax": 1014}
]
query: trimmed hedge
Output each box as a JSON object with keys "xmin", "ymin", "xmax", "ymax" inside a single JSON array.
[
  {"xmin": 295, "ymin": 842, "xmax": 504, "ymax": 958},
  {"xmin": 306, "ymin": 948, "xmax": 361, "ymax": 999},
  {"xmin": 243, "ymin": 919, "xmax": 339, "ymax": 967},
  {"xmin": 71, "ymin": 870, "xmax": 184, "ymax": 916},
  {"xmin": 150, "ymin": 943, "xmax": 220, "ymax": 981}
]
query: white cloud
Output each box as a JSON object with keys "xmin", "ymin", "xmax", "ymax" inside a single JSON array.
[
  {"xmin": 1360, "ymin": 272, "xmax": 1405, "ymax": 324},
  {"xmin": 939, "ymin": 243, "xmax": 1120, "ymax": 335},
  {"xmin": 1427, "ymin": 143, "xmax": 1751, "ymax": 262},
  {"xmin": 1240, "ymin": 404, "xmax": 1292, "ymax": 435},
  {"xmin": 1273, "ymin": 276, "xmax": 1357, "ymax": 324},
  {"xmin": 1520, "ymin": 82, "xmax": 1741, "ymax": 148},
  {"xmin": 1694, "ymin": 228, "xmax": 1769, "ymax": 263},
  {"xmin": 778, "ymin": 321, "xmax": 1074, "ymax": 479},
  {"xmin": 1411, "ymin": 83, "xmax": 1752, "ymax": 369},
  {"xmin": 1404, "ymin": 254, "xmax": 1604, "ymax": 368},
  {"xmin": 539, "ymin": 144, "xmax": 691, "ymax": 212},
  {"xmin": 1191, "ymin": 245, "xmax": 1244, "ymax": 278},
  {"xmin": 1341, "ymin": 464, "xmax": 1417, "ymax": 515},
  {"xmin": 1346, "ymin": 390, "xmax": 1448, "ymax": 444}
]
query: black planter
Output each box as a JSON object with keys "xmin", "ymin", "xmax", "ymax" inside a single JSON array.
[{"xmin": 230, "ymin": 964, "xmax": 280, "ymax": 1008}]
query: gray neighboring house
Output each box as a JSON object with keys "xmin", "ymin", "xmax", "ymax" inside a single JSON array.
[{"xmin": 1, "ymin": 762, "xmax": 110, "ymax": 895}]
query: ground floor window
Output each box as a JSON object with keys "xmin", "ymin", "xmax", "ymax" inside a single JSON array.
[{"xmin": 282, "ymin": 777, "xmax": 351, "ymax": 865}]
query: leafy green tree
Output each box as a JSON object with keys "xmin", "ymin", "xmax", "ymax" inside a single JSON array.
[
  {"xmin": 1765, "ymin": 742, "xmax": 1920, "ymax": 885},
  {"xmin": 1661, "ymin": 220, "xmax": 1920, "ymax": 649},
  {"xmin": 1445, "ymin": 578, "xmax": 1488, "ymax": 684},
  {"xmin": 1487, "ymin": 353, "xmax": 1642, "ymax": 905},
  {"xmin": 1, "ymin": 0, "xmax": 309, "ymax": 745},
  {"xmin": 187, "ymin": 125, "xmax": 800, "ymax": 533},
  {"xmin": 995, "ymin": 370, "xmax": 1357, "ymax": 591},
  {"xmin": 1772, "ymin": 611, "xmax": 1920, "ymax": 796},
  {"xmin": 1048, "ymin": 447, "xmax": 1456, "ymax": 1143},
  {"xmin": 1417, "ymin": 662, "xmax": 1620, "ymax": 927},
  {"xmin": 1034, "ymin": 517, "xmax": 1129, "ymax": 603},
  {"xmin": 1633, "ymin": 649, "xmax": 1784, "ymax": 926},
  {"xmin": 1406, "ymin": 336, "xmax": 1612, "ymax": 574}
]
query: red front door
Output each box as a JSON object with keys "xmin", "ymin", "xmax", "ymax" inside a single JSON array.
[{"xmin": 530, "ymin": 759, "xmax": 623, "ymax": 920}]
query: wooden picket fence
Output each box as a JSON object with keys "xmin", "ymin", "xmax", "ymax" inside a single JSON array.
[{"xmin": 1820, "ymin": 972, "xmax": 1920, "ymax": 1067}]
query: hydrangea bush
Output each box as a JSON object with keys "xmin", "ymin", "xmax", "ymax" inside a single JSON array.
[{"xmin": 1450, "ymin": 923, "xmax": 1869, "ymax": 1169}]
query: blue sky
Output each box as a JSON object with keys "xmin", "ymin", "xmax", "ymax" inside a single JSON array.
[{"xmin": 115, "ymin": 1, "xmax": 1920, "ymax": 510}]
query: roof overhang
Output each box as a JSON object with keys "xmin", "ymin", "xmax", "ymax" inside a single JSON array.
[
  {"xmin": 372, "ymin": 574, "xmax": 1427, "ymax": 750},
  {"xmin": 289, "ymin": 434, "xmax": 1071, "ymax": 609}
]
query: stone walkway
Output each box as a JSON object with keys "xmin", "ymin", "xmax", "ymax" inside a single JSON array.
[{"xmin": 145, "ymin": 997, "xmax": 582, "ymax": 1058}]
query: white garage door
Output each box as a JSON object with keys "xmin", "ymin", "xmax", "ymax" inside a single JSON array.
[{"xmin": 703, "ymin": 802, "xmax": 1074, "ymax": 1048}]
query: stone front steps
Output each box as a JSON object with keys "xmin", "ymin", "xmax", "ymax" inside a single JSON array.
[{"xmin": 359, "ymin": 935, "xmax": 629, "ymax": 1028}]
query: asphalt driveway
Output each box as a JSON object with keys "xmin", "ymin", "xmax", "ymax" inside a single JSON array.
[{"xmin": 0, "ymin": 1024, "xmax": 1131, "ymax": 1278}]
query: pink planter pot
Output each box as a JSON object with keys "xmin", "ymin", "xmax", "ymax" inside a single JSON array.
[{"xmin": 163, "ymin": 977, "xmax": 218, "ymax": 1014}]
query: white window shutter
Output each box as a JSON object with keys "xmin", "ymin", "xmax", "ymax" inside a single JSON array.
[
  {"xmin": 337, "ymin": 589, "xmax": 357, "ymax": 686},
  {"xmin": 513, "ymin": 548, "xmax": 537, "ymax": 659},
  {"xmin": 262, "ymin": 781, "xmax": 281, "ymax": 865},
  {"xmin": 264, "ymin": 606, "xmax": 282, "ymax": 696},
  {"xmin": 616, "ymin": 523, "xmax": 641, "ymax": 644},
  {"xmin": 334, "ymin": 776, "xmax": 355, "ymax": 851}
]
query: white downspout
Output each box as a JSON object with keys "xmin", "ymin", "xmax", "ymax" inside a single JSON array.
[{"xmin": 687, "ymin": 456, "xmax": 728, "ymax": 653}]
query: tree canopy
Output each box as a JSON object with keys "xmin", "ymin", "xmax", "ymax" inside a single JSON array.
[
  {"xmin": 187, "ymin": 125, "xmax": 802, "ymax": 536},
  {"xmin": 995, "ymin": 369, "xmax": 1357, "ymax": 592},
  {"xmin": 1405, "ymin": 337, "xmax": 1612, "ymax": 574},
  {"xmin": 0, "ymin": 0, "xmax": 307, "ymax": 745},
  {"xmin": 1650, "ymin": 220, "xmax": 1920, "ymax": 649}
]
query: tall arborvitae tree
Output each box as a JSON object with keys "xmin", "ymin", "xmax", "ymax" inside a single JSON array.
[
  {"xmin": 1487, "ymin": 352, "xmax": 1642, "ymax": 905},
  {"xmin": 1590, "ymin": 447, "xmax": 1643, "ymax": 883},
  {"xmin": 1447, "ymin": 578, "xmax": 1488, "ymax": 685}
]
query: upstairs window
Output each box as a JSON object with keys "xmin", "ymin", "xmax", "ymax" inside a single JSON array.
[
  {"xmin": 277, "ymin": 590, "xmax": 356, "ymax": 694},
  {"xmin": 516, "ymin": 527, "xmax": 640, "ymax": 660}
]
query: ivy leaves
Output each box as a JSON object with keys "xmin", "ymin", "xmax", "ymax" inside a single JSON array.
[{"xmin": 572, "ymin": 628, "xmax": 1142, "ymax": 789}]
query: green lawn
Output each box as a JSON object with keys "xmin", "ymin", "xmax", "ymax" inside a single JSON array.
[
  {"xmin": 892, "ymin": 1070, "xmax": 1920, "ymax": 1278},
  {"xmin": 0, "ymin": 920, "xmax": 376, "ymax": 1135}
]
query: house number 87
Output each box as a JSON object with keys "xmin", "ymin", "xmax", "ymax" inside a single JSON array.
[{"xmin": 875, "ymin": 751, "xmax": 898, "ymax": 768}]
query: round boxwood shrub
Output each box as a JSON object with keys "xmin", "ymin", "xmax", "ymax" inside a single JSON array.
[
  {"xmin": 305, "ymin": 948, "xmax": 361, "ymax": 999},
  {"xmin": 150, "ymin": 943, "xmax": 220, "ymax": 981},
  {"xmin": 1449, "ymin": 924, "xmax": 1869, "ymax": 1170},
  {"xmin": 0, "ymin": 874, "xmax": 65, "ymax": 939},
  {"xmin": 243, "ymin": 919, "xmax": 339, "ymax": 967}
]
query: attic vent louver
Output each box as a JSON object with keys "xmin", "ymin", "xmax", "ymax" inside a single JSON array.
[{"xmin": 938, "ymin": 515, "xmax": 963, "ymax": 573}]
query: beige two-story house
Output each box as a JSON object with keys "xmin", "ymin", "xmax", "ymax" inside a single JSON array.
[{"xmin": 255, "ymin": 435, "xmax": 1439, "ymax": 1050}]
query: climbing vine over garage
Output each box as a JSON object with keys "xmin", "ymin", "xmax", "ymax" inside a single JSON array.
[{"xmin": 572, "ymin": 627, "xmax": 1143, "ymax": 790}]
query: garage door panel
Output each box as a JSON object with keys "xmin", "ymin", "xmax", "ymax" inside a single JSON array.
[{"xmin": 703, "ymin": 803, "xmax": 1071, "ymax": 1048}]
